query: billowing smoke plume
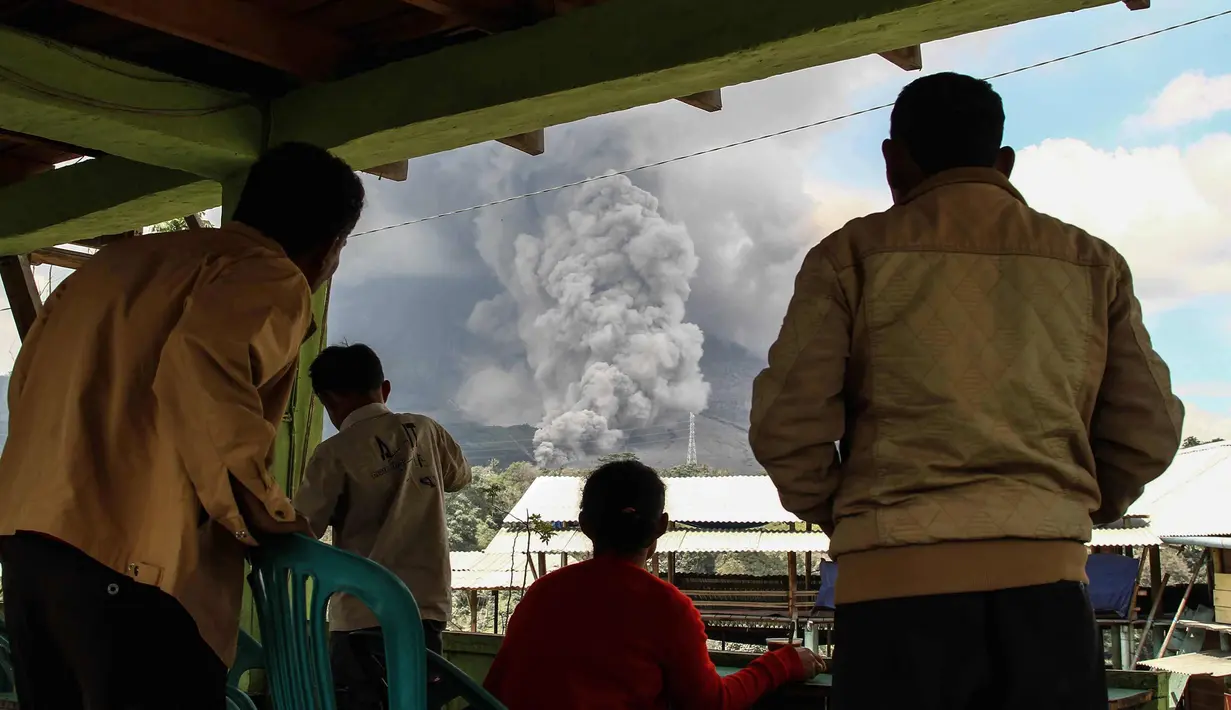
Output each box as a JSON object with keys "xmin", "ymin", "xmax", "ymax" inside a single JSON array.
[
  {"xmin": 465, "ymin": 175, "xmax": 709, "ymax": 466},
  {"xmin": 328, "ymin": 58, "xmax": 898, "ymax": 451}
]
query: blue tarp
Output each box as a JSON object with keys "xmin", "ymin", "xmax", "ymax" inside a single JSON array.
[
  {"xmin": 1086, "ymin": 553, "xmax": 1141, "ymax": 619},
  {"xmin": 810, "ymin": 553, "xmax": 1139, "ymax": 617},
  {"xmin": 813, "ymin": 561, "xmax": 838, "ymax": 611}
]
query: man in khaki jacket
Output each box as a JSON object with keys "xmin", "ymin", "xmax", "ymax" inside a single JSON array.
[
  {"xmin": 293, "ymin": 343, "xmax": 471, "ymax": 710},
  {"xmin": 0, "ymin": 142, "xmax": 364, "ymax": 710},
  {"xmin": 751, "ymin": 73, "xmax": 1183, "ymax": 710}
]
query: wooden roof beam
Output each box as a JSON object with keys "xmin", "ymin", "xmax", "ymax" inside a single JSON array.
[
  {"xmin": 0, "ymin": 254, "xmax": 43, "ymax": 340},
  {"xmin": 65, "ymin": 0, "xmax": 349, "ymax": 80},
  {"xmin": 0, "ymin": 25, "xmax": 260, "ymax": 178},
  {"xmin": 879, "ymin": 45, "xmax": 923, "ymax": 71},
  {"xmin": 362, "ymin": 162, "xmax": 409, "ymax": 181},
  {"xmin": 400, "ymin": 0, "xmax": 526, "ymax": 33},
  {"xmin": 676, "ymin": 90, "xmax": 722, "ymax": 113},
  {"xmin": 497, "ymin": 130, "xmax": 545, "ymax": 156},
  {"xmin": 29, "ymin": 247, "xmax": 90, "ymax": 271},
  {"xmin": 1123, "ymin": 0, "xmax": 1149, "ymax": 9}
]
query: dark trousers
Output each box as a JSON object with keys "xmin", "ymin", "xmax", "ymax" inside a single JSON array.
[
  {"xmin": 330, "ymin": 620, "xmax": 445, "ymax": 710},
  {"xmin": 0, "ymin": 532, "xmax": 226, "ymax": 710},
  {"xmin": 831, "ymin": 581, "xmax": 1107, "ymax": 710}
]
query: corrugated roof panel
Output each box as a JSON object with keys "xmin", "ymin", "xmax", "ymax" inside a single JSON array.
[
  {"xmin": 1138, "ymin": 651, "xmax": 1231, "ymax": 677},
  {"xmin": 1126, "ymin": 442, "xmax": 1231, "ymax": 536},
  {"xmin": 450, "ymin": 550, "xmax": 485, "ymax": 571},
  {"xmin": 657, "ymin": 530, "xmax": 830, "ymax": 553},
  {"xmin": 482, "ymin": 528, "xmax": 591, "ymax": 555},
  {"xmin": 1089, "ymin": 527, "xmax": 1161, "ymax": 547},
  {"xmin": 450, "ymin": 551, "xmax": 566, "ymax": 590},
  {"xmin": 502, "ymin": 476, "xmax": 801, "ymax": 525}
]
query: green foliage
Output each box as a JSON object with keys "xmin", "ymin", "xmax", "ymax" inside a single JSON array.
[
  {"xmin": 147, "ymin": 213, "xmax": 213, "ymax": 234},
  {"xmin": 597, "ymin": 452, "xmax": 639, "ymax": 464},
  {"xmin": 445, "ymin": 460, "xmax": 536, "ymax": 551},
  {"xmin": 1182, "ymin": 436, "xmax": 1225, "ymax": 449}
]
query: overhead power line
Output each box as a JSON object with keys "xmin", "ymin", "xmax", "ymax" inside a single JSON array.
[{"xmin": 351, "ymin": 8, "xmax": 1231, "ymax": 238}]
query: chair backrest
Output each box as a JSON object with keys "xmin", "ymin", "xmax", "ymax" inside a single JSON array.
[{"xmin": 247, "ymin": 534, "xmax": 427, "ymax": 710}]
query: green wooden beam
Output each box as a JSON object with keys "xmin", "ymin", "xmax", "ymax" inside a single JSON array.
[
  {"xmin": 0, "ymin": 157, "xmax": 216, "ymax": 255},
  {"xmin": 273, "ymin": 0, "xmax": 1116, "ymax": 169},
  {"xmin": 0, "ymin": 26, "xmax": 262, "ymax": 177}
]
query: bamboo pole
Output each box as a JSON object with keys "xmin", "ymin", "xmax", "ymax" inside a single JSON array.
[
  {"xmin": 1129, "ymin": 572, "xmax": 1170, "ymax": 668},
  {"xmin": 1156, "ymin": 549, "xmax": 1211, "ymax": 659}
]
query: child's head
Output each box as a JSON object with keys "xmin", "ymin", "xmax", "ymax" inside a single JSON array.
[
  {"xmin": 309, "ymin": 343, "xmax": 391, "ymax": 428},
  {"xmin": 579, "ymin": 460, "xmax": 669, "ymax": 559}
]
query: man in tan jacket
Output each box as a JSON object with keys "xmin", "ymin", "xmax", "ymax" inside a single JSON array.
[
  {"xmin": 293, "ymin": 343, "xmax": 471, "ymax": 710},
  {"xmin": 751, "ymin": 73, "xmax": 1183, "ymax": 710},
  {"xmin": 0, "ymin": 142, "xmax": 364, "ymax": 710}
]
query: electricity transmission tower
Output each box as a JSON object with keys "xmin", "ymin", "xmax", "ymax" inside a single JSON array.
[{"xmin": 686, "ymin": 412, "xmax": 697, "ymax": 466}]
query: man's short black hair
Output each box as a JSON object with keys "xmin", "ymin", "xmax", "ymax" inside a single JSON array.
[
  {"xmin": 890, "ymin": 72, "xmax": 1006, "ymax": 176},
  {"xmin": 309, "ymin": 343, "xmax": 384, "ymax": 396},
  {"xmin": 231, "ymin": 142, "xmax": 365, "ymax": 257}
]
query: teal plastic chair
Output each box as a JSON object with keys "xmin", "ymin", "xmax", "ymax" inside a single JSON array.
[
  {"xmin": 247, "ymin": 534, "xmax": 427, "ymax": 710},
  {"xmin": 0, "ymin": 614, "xmax": 15, "ymax": 698},
  {"xmin": 226, "ymin": 630, "xmax": 264, "ymax": 710}
]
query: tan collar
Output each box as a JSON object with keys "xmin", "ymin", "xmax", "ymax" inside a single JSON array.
[
  {"xmin": 903, "ymin": 167, "xmax": 1027, "ymax": 206},
  {"xmin": 340, "ymin": 402, "xmax": 392, "ymax": 431}
]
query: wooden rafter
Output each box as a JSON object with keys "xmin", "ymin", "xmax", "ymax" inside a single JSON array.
[
  {"xmin": 497, "ymin": 130, "xmax": 545, "ymax": 156},
  {"xmin": 362, "ymin": 162, "xmax": 410, "ymax": 181},
  {"xmin": 29, "ymin": 247, "xmax": 89, "ymax": 271},
  {"xmin": 676, "ymin": 89, "xmax": 722, "ymax": 113},
  {"xmin": 0, "ymin": 255, "xmax": 43, "ymax": 340},
  {"xmin": 73, "ymin": 231, "xmax": 138, "ymax": 250},
  {"xmin": 65, "ymin": 0, "xmax": 349, "ymax": 80},
  {"xmin": 1123, "ymin": 0, "xmax": 1149, "ymax": 9},
  {"xmin": 399, "ymin": 0, "xmax": 525, "ymax": 33},
  {"xmin": 879, "ymin": 45, "xmax": 923, "ymax": 72}
]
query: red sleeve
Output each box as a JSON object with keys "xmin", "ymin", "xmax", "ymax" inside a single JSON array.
[{"xmin": 660, "ymin": 588, "xmax": 805, "ymax": 710}]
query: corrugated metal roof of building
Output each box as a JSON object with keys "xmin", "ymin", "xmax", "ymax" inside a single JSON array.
[
  {"xmin": 1138, "ymin": 651, "xmax": 1231, "ymax": 677},
  {"xmin": 450, "ymin": 550, "xmax": 485, "ymax": 571},
  {"xmin": 450, "ymin": 550, "xmax": 565, "ymax": 591},
  {"xmin": 480, "ymin": 529, "xmax": 831, "ymax": 556},
  {"xmin": 1129, "ymin": 441, "xmax": 1231, "ymax": 537},
  {"xmin": 1089, "ymin": 526, "xmax": 1161, "ymax": 548},
  {"xmin": 503, "ymin": 475, "xmax": 801, "ymax": 525}
]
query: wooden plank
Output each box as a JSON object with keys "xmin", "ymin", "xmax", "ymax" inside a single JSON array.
[
  {"xmin": 362, "ymin": 161, "xmax": 409, "ymax": 181},
  {"xmin": 1213, "ymin": 590, "xmax": 1231, "ymax": 608},
  {"xmin": 468, "ymin": 589, "xmax": 478, "ymax": 632},
  {"xmin": 676, "ymin": 89, "xmax": 723, "ymax": 112},
  {"xmin": 0, "ymin": 254, "xmax": 42, "ymax": 339},
  {"xmin": 1214, "ymin": 573, "xmax": 1231, "ymax": 590},
  {"xmin": 497, "ymin": 130, "xmax": 545, "ymax": 156},
  {"xmin": 1216, "ymin": 606, "xmax": 1231, "ymax": 624},
  {"xmin": 29, "ymin": 247, "xmax": 88, "ymax": 270},
  {"xmin": 66, "ymin": 0, "xmax": 347, "ymax": 80},
  {"xmin": 787, "ymin": 551, "xmax": 798, "ymax": 619},
  {"xmin": 879, "ymin": 45, "xmax": 923, "ymax": 71}
]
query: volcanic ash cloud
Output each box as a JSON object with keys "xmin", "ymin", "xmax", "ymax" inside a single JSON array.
[{"xmin": 465, "ymin": 174, "xmax": 710, "ymax": 466}]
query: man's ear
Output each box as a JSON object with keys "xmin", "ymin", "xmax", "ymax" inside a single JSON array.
[
  {"xmin": 995, "ymin": 146, "xmax": 1016, "ymax": 179},
  {"xmin": 656, "ymin": 512, "xmax": 670, "ymax": 538},
  {"xmin": 381, "ymin": 380, "xmax": 392, "ymax": 403}
]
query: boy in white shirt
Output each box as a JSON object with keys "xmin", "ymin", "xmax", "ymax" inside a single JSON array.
[{"xmin": 295, "ymin": 343, "xmax": 471, "ymax": 710}]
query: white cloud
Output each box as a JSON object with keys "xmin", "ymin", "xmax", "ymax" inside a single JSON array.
[
  {"xmin": 1128, "ymin": 71, "xmax": 1231, "ymax": 130},
  {"xmin": 1012, "ymin": 133, "xmax": 1231, "ymax": 309},
  {"xmin": 1183, "ymin": 404, "xmax": 1231, "ymax": 442},
  {"xmin": 1176, "ymin": 382, "xmax": 1231, "ymax": 399}
]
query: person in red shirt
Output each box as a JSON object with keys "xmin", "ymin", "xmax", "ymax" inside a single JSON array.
[{"xmin": 484, "ymin": 460, "xmax": 823, "ymax": 710}]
